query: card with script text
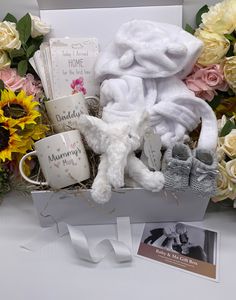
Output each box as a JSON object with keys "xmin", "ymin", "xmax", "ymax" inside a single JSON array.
[{"xmin": 49, "ymin": 37, "xmax": 99, "ymax": 98}]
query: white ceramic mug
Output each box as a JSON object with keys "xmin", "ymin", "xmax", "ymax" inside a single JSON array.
[
  {"xmin": 19, "ymin": 130, "xmax": 90, "ymax": 189},
  {"xmin": 45, "ymin": 93, "xmax": 99, "ymax": 133}
]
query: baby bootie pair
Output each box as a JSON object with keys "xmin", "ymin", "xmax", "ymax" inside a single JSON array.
[{"xmin": 162, "ymin": 143, "xmax": 218, "ymax": 197}]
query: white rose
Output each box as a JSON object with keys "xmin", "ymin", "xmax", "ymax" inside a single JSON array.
[
  {"xmin": 216, "ymin": 145, "xmax": 225, "ymax": 162},
  {"xmin": 30, "ymin": 14, "xmax": 50, "ymax": 38},
  {"xmin": 194, "ymin": 29, "xmax": 230, "ymax": 66},
  {"xmin": 0, "ymin": 50, "xmax": 10, "ymax": 68},
  {"xmin": 223, "ymin": 57, "xmax": 236, "ymax": 92},
  {"xmin": 0, "ymin": 21, "xmax": 21, "ymax": 50},
  {"xmin": 222, "ymin": 129, "xmax": 236, "ymax": 158},
  {"xmin": 201, "ymin": 0, "xmax": 236, "ymax": 34},
  {"xmin": 217, "ymin": 115, "xmax": 227, "ymax": 132},
  {"xmin": 225, "ymin": 159, "xmax": 236, "ymax": 183},
  {"xmin": 212, "ymin": 162, "xmax": 236, "ymax": 202}
]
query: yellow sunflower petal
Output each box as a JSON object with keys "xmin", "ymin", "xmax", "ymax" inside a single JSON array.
[
  {"xmin": 0, "ymin": 117, "xmax": 30, "ymax": 162},
  {"xmin": 1, "ymin": 89, "xmax": 16, "ymax": 102},
  {"xmin": 0, "ymin": 89, "xmax": 42, "ymax": 130},
  {"xmin": 30, "ymin": 124, "xmax": 49, "ymax": 140}
]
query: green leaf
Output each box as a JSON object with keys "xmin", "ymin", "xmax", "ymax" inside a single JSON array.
[
  {"xmin": 3, "ymin": 13, "xmax": 17, "ymax": 23},
  {"xmin": 16, "ymin": 13, "xmax": 31, "ymax": 44},
  {"xmin": 17, "ymin": 60, "xmax": 28, "ymax": 76},
  {"xmin": 208, "ymin": 95, "xmax": 222, "ymax": 110},
  {"xmin": 9, "ymin": 48, "xmax": 25, "ymax": 59},
  {"xmin": 224, "ymin": 34, "xmax": 236, "ymax": 42},
  {"xmin": 226, "ymin": 45, "xmax": 234, "ymax": 57},
  {"xmin": 220, "ymin": 120, "xmax": 236, "ymax": 137},
  {"xmin": 185, "ymin": 23, "xmax": 195, "ymax": 35},
  {"xmin": 28, "ymin": 35, "xmax": 44, "ymax": 50},
  {"xmin": 228, "ymin": 88, "xmax": 235, "ymax": 96},
  {"xmin": 196, "ymin": 5, "xmax": 209, "ymax": 27},
  {"xmin": 26, "ymin": 44, "xmax": 36, "ymax": 58},
  {"xmin": 0, "ymin": 80, "xmax": 5, "ymax": 91}
]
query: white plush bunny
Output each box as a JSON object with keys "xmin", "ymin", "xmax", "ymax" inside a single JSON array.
[{"xmin": 78, "ymin": 111, "xmax": 165, "ymax": 203}]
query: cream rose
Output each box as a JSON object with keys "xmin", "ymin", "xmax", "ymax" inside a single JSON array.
[
  {"xmin": 0, "ymin": 21, "xmax": 21, "ymax": 50},
  {"xmin": 217, "ymin": 115, "xmax": 227, "ymax": 132},
  {"xmin": 195, "ymin": 29, "xmax": 230, "ymax": 66},
  {"xmin": 212, "ymin": 162, "xmax": 236, "ymax": 202},
  {"xmin": 0, "ymin": 50, "xmax": 10, "ymax": 68},
  {"xmin": 224, "ymin": 56, "xmax": 236, "ymax": 92},
  {"xmin": 225, "ymin": 159, "xmax": 236, "ymax": 183},
  {"xmin": 216, "ymin": 135, "xmax": 226, "ymax": 162},
  {"xmin": 29, "ymin": 14, "xmax": 50, "ymax": 38},
  {"xmin": 216, "ymin": 146, "xmax": 226, "ymax": 162},
  {"xmin": 201, "ymin": 0, "xmax": 236, "ymax": 34},
  {"xmin": 222, "ymin": 129, "xmax": 236, "ymax": 158}
]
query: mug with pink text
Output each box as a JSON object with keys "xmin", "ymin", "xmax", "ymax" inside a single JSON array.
[{"xmin": 19, "ymin": 130, "xmax": 90, "ymax": 189}]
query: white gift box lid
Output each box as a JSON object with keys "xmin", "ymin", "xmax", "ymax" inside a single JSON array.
[{"xmin": 37, "ymin": 0, "xmax": 183, "ymax": 49}]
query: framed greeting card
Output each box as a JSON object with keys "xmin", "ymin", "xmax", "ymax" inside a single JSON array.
[{"xmin": 49, "ymin": 37, "xmax": 100, "ymax": 98}]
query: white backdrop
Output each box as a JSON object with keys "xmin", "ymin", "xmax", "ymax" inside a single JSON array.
[{"xmin": 0, "ymin": 0, "xmax": 220, "ymax": 27}]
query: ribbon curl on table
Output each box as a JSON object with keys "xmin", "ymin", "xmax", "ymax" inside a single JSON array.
[
  {"xmin": 68, "ymin": 217, "xmax": 132, "ymax": 263},
  {"xmin": 21, "ymin": 217, "xmax": 133, "ymax": 263}
]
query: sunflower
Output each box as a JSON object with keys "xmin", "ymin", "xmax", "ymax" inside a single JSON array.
[
  {"xmin": 0, "ymin": 89, "xmax": 41, "ymax": 129},
  {"xmin": 17, "ymin": 123, "xmax": 49, "ymax": 151},
  {"xmin": 23, "ymin": 123, "xmax": 49, "ymax": 140},
  {"xmin": 0, "ymin": 116, "xmax": 28, "ymax": 162}
]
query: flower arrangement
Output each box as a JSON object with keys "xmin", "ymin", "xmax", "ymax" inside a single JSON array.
[
  {"xmin": 214, "ymin": 115, "xmax": 236, "ymax": 201},
  {"xmin": 185, "ymin": 0, "xmax": 236, "ymax": 202},
  {"xmin": 0, "ymin": 13, "xmax": 50, "ymax": 75},
  {"xmin": 0, "ymin": 13, "xmax": 50, "ymax": 197}
]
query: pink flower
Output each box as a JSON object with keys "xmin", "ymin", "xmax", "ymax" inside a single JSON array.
[
  {"xmin": 200, "ymin": 64, "xmax": 228, "ymax": 90},
  {"xmin": 196, "ymin": 90, "xmax": 217, "ymax": 102},
  {"xmin": 79, "ymin": 86, "xmax": 86, "ymax": 95},
  {"xmin": 70, "ymin": 77, "xmax": 87, "ymax": 95},
  {"xmin": 0, "ymin": 68, "xmax": 43, "ymax": 100},
  {"xmin": 22, "ymin": 73, "xmax": 43, "ymax": 99},
  {"xmin": 184, "ymin": 64, "xmax": 228, "ymax": 101},
  {"xmin": 71, "ymin": 77, "xmax": 84, "ymax": 88},
  {"xmin": 0, "ymin": 68, "xmax": 25, "ymax": 91}
]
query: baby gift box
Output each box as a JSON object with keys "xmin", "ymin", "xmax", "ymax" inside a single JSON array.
[
  {"xmin": 32, "ymin": 188, "xmax": 209, "ymax": 227},
  {"xmin": 31, "ymin": 0, "xmax": 210, "ymax": 227}
]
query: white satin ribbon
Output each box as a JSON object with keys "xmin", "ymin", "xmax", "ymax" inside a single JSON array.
[
  {"xmin": 68, "ymin": 217, "xmax": 132, "ymax": 263},
  {"xmin": 21, "ymin": 217, "xmax": 133, "ymax": 263}
]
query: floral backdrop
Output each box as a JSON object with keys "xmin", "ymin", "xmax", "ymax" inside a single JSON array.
[
  {"xmin": 185, "ymin": 0, "xmax": 236, "ymax": 203},
  {"xmin": 0, "ymin": 13, "xmax": 50, "ymax": 196}
]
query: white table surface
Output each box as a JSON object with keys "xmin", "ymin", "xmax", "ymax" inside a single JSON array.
[{"xmin": 0, "ymin": 191, "xmax": 235, "ymax": 300}]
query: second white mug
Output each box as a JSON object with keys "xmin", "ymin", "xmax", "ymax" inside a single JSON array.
[{"xmin": 45, "ymin": 92, "xmax": 99, "ymax": 133}]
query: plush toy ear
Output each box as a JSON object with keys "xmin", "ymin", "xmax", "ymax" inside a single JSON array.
[
  {"xmin": 166, "ymin": 43, "xmax": 187, "ymax": 57},
  {"xmin": 78, "ymin": 114, "xmax": 109, "ymax": 154}
]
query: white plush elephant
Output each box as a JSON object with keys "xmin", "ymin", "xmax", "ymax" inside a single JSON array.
[{"xmin": 78, "ymin": 111, "xmax": 165, "ymax": 203}]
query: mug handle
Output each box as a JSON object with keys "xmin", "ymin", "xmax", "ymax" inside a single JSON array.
[
  {"xmin": 19, "ymin": 151, "xmax": 48, "ymax": 186},
  {"xmin": 85, "ymin": 95, "xmax": 99, "ymax": 102}
]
